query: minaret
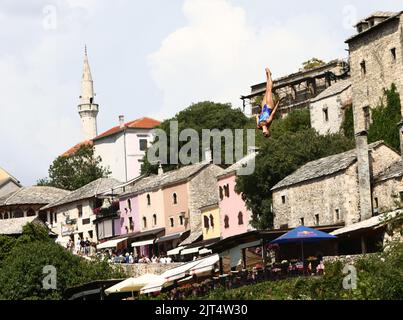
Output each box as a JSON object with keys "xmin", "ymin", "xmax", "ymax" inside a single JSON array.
[{"xmin": 78, "ymin": 46, "xmax": 98, "ymax": 140}]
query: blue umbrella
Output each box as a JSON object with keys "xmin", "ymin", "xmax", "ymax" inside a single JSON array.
[{"xmin": 270, "ymin": 226, "xmax": 336, "ymax": 273}]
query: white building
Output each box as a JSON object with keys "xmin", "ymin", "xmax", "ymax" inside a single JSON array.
[
  {"xmin": 309, "ymin": 79, "xmax": 352, "ymax": 135},
  {"xmin": 93, "ymin": 116, "xmax": 160, "ymax": 182},
  {"xmin": 41, "ymin": 178, "xmax": 122, "ymax": 246}
]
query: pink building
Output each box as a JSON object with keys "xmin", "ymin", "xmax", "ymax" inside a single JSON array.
[
  {"xmin": 217, "ymin": 153, "xmax": 256, "ymax": 239},
  {"xmin": 119, "ymin": 194, "xmax": 140, "ymax": 235}
]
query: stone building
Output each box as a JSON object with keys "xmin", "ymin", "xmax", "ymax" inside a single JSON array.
[
  {"xmin": 0, "ymin": 186, "xmax": 69, "ymax": 221},
  {"xmin": 309, "ymin": 79, "xmax": 352, "ymax": 135},
  {"xmin": 346, "ymin": 11, "xmax": 403, "ymax": 134},
  {"xmin": 373, "ymin": 160, "xmax": 403, "ymax": 214},
  {"xmin": 271, "ymin": 141, "xmax": 401, "ymax": 229},
  {"xmin": 241, "ymin": 59, "xmax": 349, "ymax": 117},
  {"xmin": 41, "ymin": 178, "xmax": 122, "ymax": 246},
  {"xmin": 0, "ymin": 167, "xmax": 21, "ymax": 197}
]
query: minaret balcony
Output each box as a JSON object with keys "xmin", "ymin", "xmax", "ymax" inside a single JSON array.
[{"xmin": 78, "ymin": 103, "xmax": 99, "ymax": 112}]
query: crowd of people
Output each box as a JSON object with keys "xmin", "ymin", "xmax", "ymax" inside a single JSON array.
[
  {"xmin": 65, "ymin": 237, "xmax": 96, "ymax": 256},
  {"xmin": 96, "ymin": 250, "xmax": 176, "ymax": 264}
]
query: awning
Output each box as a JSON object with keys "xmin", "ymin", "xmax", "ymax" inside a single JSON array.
[
  {"xmin": 97, "ymin": 237, "xmax": 128, "ymax": 250},
  {"xmin": 181, "ymin": 246, "xmax": 201, "ymax": 255},
  {"xmin": 131, "ymin": 239, "xmax": 154, "ymax": 247},
  {"xmin": 199, "ymin": 248, "xmax": 212, "ymax": 255},
  {"xmin": 167, "ymin": 246, "xmax": 184, "ymax": 256},
  {"xmin": 105, "ymin": 274, "xmax": 164, "ymax": 295},
  {"xmin": 156, "ymin": 232, "xmax": 185, "ymax": 243},
  {"xmin": 189, "ymin": 254, "xmax": 219, "ymax": 276}
]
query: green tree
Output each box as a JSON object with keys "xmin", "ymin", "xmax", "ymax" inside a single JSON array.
[
  {"xmin": 0, "ymin": 223, "xmax": 125, "ymax": 300},
  {"xmin": 141, "ymin": 101, "xmax": 251, "ymax": 175},
  {"xmin": 37, "ymin": 144, "xmax": 110, "ymax": 191},
  {"xmin": 341, "ymin": 104, "xmax": 354, "ymax": 139},
  {"xmin": 368, "ymin": 84, "xmax": 402, "ymax": 150},
  {"xmin": 236, "ymin": 109, "xmax": 354, "ymax": 229},
  {"xmin": 302, "ymin": 58, "xmax": 326, "ymax": 71}
]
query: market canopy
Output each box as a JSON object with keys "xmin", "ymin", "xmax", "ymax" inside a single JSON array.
[
  {"xmin": 270, "ymin": 226, "xmax": 336, "ymax": 244},
  {"xmin": 105, "ymin": 274, "xmax": 163, "ymax": 295},
  {"xmin": 131, "ymin": 239, "xmax": 154, "ymax": 247},
  {"xmin": 97, "ymin": 237, "xmax": 128, "ymax": 250}
]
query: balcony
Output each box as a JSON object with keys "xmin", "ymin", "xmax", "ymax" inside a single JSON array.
[{"xmin": 93, "ymin": 201, "xmax": 120, "ymax": 219}]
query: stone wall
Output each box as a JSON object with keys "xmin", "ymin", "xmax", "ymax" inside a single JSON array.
[
  {"xmin": 116, "ymin": 263, "xmax": 184, "ymax": 278},
  {"xmin": 373, "ymin": 177, "xmax": 403, "ymax": 213},
  {"xmin": 323, "ymin": 253, "xmax": 378, "ymax": 265},
  {"xmin": 273, "ymin": 165, "xmax": 360, "ymax": 229},
  {"xmin": 310, "ymin": 86, "xmax": 352, "ymax": 135},
  {"xmin": 348, "ymin": 14, "xmax": 403, "ymax": 133},
  {"xmin": 188, "ymin": 165, "xmax": 224, "ymax": 236}
]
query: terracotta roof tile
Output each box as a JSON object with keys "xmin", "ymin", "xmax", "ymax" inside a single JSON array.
[
  {"xmin": 93, "ymin": 117, "xmax": 161, "ymax": 141},
  {"xmin": 61, "ymin": 140, "xmax": 93, "ymax": 157}
]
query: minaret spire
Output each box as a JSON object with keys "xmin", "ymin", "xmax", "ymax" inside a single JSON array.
[{"xmin": 78, "ymin": 46, "xmax": 99, "ymax": 140}]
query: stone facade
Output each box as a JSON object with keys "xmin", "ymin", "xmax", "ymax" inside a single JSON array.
[
  {"xmin": 310, "ymin": 80, "xmax": 352, "ymax": 135},
  {"xmin": 187, "ymin": 165, "xmax": 224, "ymax": 239},
  {"xmin": 118, "ymin": 262, "xmax": 183, "ymax": 278},
  {"xmin": 272, "ymin": 143, "xmax": 401, "ymax": 229},
  {"xmin": 347, "ymin": 12, "xmax": 403, "ymax": 133}
]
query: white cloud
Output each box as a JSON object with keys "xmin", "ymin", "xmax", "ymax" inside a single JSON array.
[{"xmin": 148, "ymin": 0, "xmax": 345, "ymax": 119}]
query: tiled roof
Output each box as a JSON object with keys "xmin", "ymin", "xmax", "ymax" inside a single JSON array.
[
  {"xmin": 217, "ymin": 152, "xmax": 258, "ymax": 178},
  {"xmin": 180, "ymin": 227, "xmax": 202, "ymax": 246},
  {"xmin": 120, "ymin": 163, "xmax": 216, "ymax": 197},
  {"xmin": 42, "ymin": 178, "xmax": 122, "ymax": 210},
  {"xmin": 0, "ymin": 186, "xmax": 70, "ymax": 206},
  {"xmin": 374, "ymin": 160, "xmax": 403, "ymax": 183},
  {"xmin": 272, "ymin": 141, "xmax": 384, "ymax": 191},
  {"xmin": 61, "ymin": 140, "xmax": 93, "ymax": 157},
  {"xmin": 0, "ymin": 216, "xmax": 40, "ymax": 235},
  {"xmin": 355, "ymin": 11, "xmax": 397, "ymax": 26},
  {"xmin": 93, "ymin": 117, "xmax": 161, "ymax": 141},
  {"xmin": 311, "ymin": 80, "xmax": 351, "ymax": 103},
  {"xmin": 0, "ymin": 167, "xmax": 21, "ymax": 186}
]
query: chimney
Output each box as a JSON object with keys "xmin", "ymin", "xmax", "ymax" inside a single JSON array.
[
  {"xmin": 355, "ymin": 130, "xmax": 373, "ymax": 222},
  {"xmin": 119, "ymin": 115, "xmax": 125, "ymax": 128},
  {"xmin": 158, "ymin": 162, "xmax": 164, "ymax": 176},
  {"xmin": 204, "ymin": 148, "xmax": 212, "ymax": 164}
]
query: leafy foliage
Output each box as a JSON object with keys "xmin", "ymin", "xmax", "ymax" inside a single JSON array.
[
  {"xmin": 37, "ymin": 144, "xmax": 110, "ymax": 191},
  {"xmin": 236, "ymin": 109, "xmax": 354, "ymax": 229},
  {"xmin": 341, "ymin": 104, "xmax": 354, "ymax": 139},
  {"xmin": 301, "ymin": 58, "xmax": 326, "ymax": 71},
  {"xmin": 199, "ymin": 242, "xmax": 403, "ymax": 300},
  {"xmin": 0, "ymin": 223, "xmax": 125, "ymax": 300},
  {"xmin": 368, "ymin": 84, "xmax": 402, "ymax": 150},
  {"xmin": 141, "ymin": 101, "xmax": 251, "ymax": 175}
]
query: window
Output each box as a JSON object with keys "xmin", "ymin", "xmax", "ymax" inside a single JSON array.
[
  {"xmin": 361, "ymin": 60, "xmax": 367, "ymax": 74},
  {"xmin": 26, "ymin": 208, "xmax": 36, "ymax": 217},
  {"xmin": 281, "ymin": 195, "xmax": 286, "ymax": 204},
  {"xmin": 335, "ymin": 209, "xmax": 340, "ymax": 221},
  {"xmin": 49, "ymin": 212, "xmax": 53, "ymax": 225},
  {"xmin": 363, "ymin": 106, "xmax": 370, "ymax": 130},
  {"xmin": 224, "ymin": 185, "xmax": 230, "ymax": 197},
  {"xmin": 13, "ymin": 209, "xmax": 24, "ymax": 218},
  {"xmin": 203, "ymin": 215, "xmax": 210, "ymax": 229},
  {"xmin": 391, "ymin": 48, "xmax": 397, "ymax": 61},
  {"xmin": 153, "ymin": 214, "xmax": 157, "ymax": 226},
  {"xmin": 300, "ymin": 217, "xmax": 304, "ymax": 226},
  {"xmin": 315, "ymin": 214, "xmax": 319, "ymax": 226},
  {"xmin": 179, "ymin": 215, "xmax": 185, "ymax": 226},
  {"xmin": 143, "ymin": 217, "xmax": 147, "ymax": 229},
  {"xmin": 238, "ymin": 211, "xmax": 244, "ymax": 225},
  {"xmin": 400, "ymin": 191, "xmax": 403, "ymax": 203},
  {"xmin": 170, "ymin": 217, "xmax": 175, "ymax": 228},
  {"xmin": 173, "ymin": 193, "xmax": 178, "ymax": 205},
  {"xmin": 280, "ymin": 224, "xmax": 288, "ymax": 230},
  {"xmin": 54, "ymin": 212, "xmax": 57, "ymax": 223},
  {"xmin": 4, "ymin": 212, "xmax": 8, "ymax": 219},
  {"xmin": 219, "ymin": 186, "xmax": 224, "ymax": 200},
  {"xmin": 374, "ymin": 197, "xmax": 379, "ymax": 209},
  {"xmin": 210, "ymin": 214, "xmax": 214, "ymax": 228},
  {"xmin": 82, "ymin": 218, "xmax": 91, "ymax": 225},
  {"xmin": 146, "ymin": 194, "xmax": 151, "ymax": 206},
  {"xmin": 224, "ymin": 215, "xmax": 230, "ymax": 229},
  {"xmin": 139, "ymin": 139, "xmax": 148, "ymax": 151},
  {"xmin": 77, "ymin": 205, "xmax": 83, "ymax": 218},
  {"xmin": 129, "ymin": 217, "xmax": 134, "ymax": 231},
  {"xmin": 88, "ymin": 230, "xmax": 93, "ymax": 239},
  {"xmin": 127, "ymin": 199, "xmax": 132, "ymax": 211},
  {"xmin": 323, "ymin": 108, "xmax": 329, "ymax": 122}
]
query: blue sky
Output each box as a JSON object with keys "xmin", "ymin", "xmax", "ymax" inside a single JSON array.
[{"xmin": 0, "ymin": 0, "xmax": 402, "ymax": 185}]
